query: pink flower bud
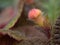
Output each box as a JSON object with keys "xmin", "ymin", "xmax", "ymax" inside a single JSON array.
[{"xmin": 28, "ymin": 8, "xmax": 42, "ymax": 20}]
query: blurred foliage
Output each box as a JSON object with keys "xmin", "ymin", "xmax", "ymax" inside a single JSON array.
[
  {"xmin": 0, "ymin": 0, "xmax": 60, "ymax": 29},
  {"xmin": 0, "ymin": 0, "xmax": 60, "ymax": 45},
  {"xmin": 0, "ymin": 0, "xmax": 14, "ymax": 8},
  {"xmin": 36, "ymin": 0, "xmax": 60, "ymax": 25},
  {"xmin": 0, "ymin": 0, "xmax": 25, "ymax": 42},
  {"xmin": 24, "ymin": 0, "xmax": 60, "ymax": 45},
  {"xmin": 37, "ymin": 0, "xmax": 60, "ymax": 45}
]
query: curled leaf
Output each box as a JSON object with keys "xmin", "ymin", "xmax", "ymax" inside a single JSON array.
[{"xmin": 4, "ymin": 0, "xmax": 25, "ymax": 29}]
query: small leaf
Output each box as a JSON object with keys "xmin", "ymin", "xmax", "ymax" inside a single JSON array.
[
  {"xmin": 0, "ymin": 29, "xmax": 26, "ymax": 41},
  {"xmin": 7, "ymin": 30, "xmax": 26, "ymax": 41}
]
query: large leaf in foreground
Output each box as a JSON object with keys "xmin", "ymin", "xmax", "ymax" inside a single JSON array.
[{"xmin": 4, "ymin": 0, "xmax": 24, "ymax": 30}]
